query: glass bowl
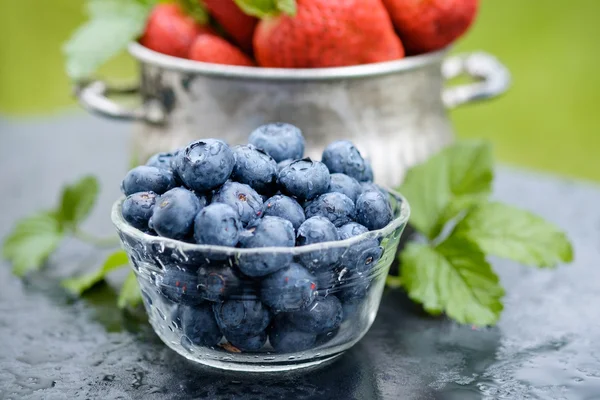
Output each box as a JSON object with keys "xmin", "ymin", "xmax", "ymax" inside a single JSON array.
[{"xmin": 111, "ymin": 189, "xmax": 410, "ymax": 372}]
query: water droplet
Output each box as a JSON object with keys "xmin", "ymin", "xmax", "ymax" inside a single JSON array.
[
  {"xmin": 181, "ymin": 336, "xmax": 194, "ymax": 353},
  {"xmin": 131, "ymin": 370, "xmax": 144, "ymax": 389}
]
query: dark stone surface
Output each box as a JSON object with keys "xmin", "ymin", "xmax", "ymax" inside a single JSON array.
[{"xmin": 1, "ymin": 115, "xmax": 600, "ymax": 399}]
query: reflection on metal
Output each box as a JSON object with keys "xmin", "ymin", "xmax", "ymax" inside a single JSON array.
[{"xmin": 76, "ymin": 43, "xmax": 510, "ymax": 187}]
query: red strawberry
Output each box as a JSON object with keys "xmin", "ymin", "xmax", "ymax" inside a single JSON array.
[
  {"xmin": 202, "ymin": 0, "xmax": 258, "ymax": 54},
  {"xmin": 253, "ymin": 0, "xmax": 404, "ymax": 68},
  {"xmin": 189, "ymin": 34, "xmax": 255, "ymax": 66},
  {"xmin": 140, "ymin": 3, "xmax": 212, "ymax": 58},
  {"xmin": 382, "ymin": 0, "xmax": 479, "ymax": 54}
]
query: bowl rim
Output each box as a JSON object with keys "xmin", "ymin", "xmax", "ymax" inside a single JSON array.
[
  {"xmin": 128, "ymin": 41, "xmax": 449, "ymax": 81},
  {"xmin": 111, "ymin": 188, "xmax": 410, "ymax": 256}
]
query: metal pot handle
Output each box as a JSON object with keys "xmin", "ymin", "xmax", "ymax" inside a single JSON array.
[
  {"xmin": 74, "ymin": 81, "xmax": 165, "ymax": 124},
  {"xmin": 442, "ymin": 52, "xmax": 510, "ymax": 109},
  {"xmin": 76, "ymin": 53, "xmax": 509, "ymax": 120}
]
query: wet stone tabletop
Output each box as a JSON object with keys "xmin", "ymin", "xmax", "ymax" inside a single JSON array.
[{"xmin": 1, "ymin": 116, "xmax": 600, "ymax": 400}]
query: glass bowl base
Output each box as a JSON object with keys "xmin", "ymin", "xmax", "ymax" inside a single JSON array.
[{"xmin": 168, "ymin": 344, "xmax": 344, "ymax": 373}]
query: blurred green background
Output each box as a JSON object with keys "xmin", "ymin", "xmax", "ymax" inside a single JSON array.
[{"xmin": 1, "ymin": 0, "xmax": 598, "ymax": 181}]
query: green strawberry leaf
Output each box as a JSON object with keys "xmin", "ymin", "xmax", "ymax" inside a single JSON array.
[
  {"xmin": 275, "ymin": 0, "xmax": 297, "ymax": 15},
  {"xmin": 399, "ymin": 140, "xmax": 493, "ymax": 239},
  {"xmin": 400, "ymin": 236, "xmax": 504, "ymax": 326},
  {"xmin": 3, "ymin": 212, "xmax": 64, "ymax": 277},
  {"xmin": 64, "ymin": 0, "xmax": 155, "ymax": 80},
  {"xmin": 178, "ymin": 0, "xmax": 209, "ymax": 24},
  {"xmin": 453, "ymin": 202, "xmax": 574, "ymax": 268},
  {"xmin": 58, "ymin": 175, "xmax": 100, "ymax": 230},
  {"xmin": 62, "ymin": 251, "xmax": 129, "ymax": 295},
  {"xmin": 234, "ymin": 0, "xmax": 296, "ymax": 18},
  {"xmin": 118, "ymin": 270, "xmax": 142, "ymax": 309}
]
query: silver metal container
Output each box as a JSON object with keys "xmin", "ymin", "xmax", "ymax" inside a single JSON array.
[{"xmin": 77, "ymin": 43, "xmax": 509, "ymax": 187}]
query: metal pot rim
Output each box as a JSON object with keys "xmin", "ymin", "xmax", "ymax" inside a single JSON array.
[{"xmin": 128, "ymin": 42, "xmax": 449, "ymax": 81}]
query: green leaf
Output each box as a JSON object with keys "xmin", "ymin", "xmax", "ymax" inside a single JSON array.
[
  {"xmin": 453, "ymin": 202, "xmax": 574, "ymax": 268},
  {"xmin": 62, "ymin": 251, "xmax": 129, "ymax": 295},
  {"xmin": 399, "ymin": 154, "xmax": 451, "ymax": 239},
  {"xmin": 178, "ymin": 0, "xmax": 209, "ymax": 24},
  {"xmin": 234, "ymin": 0, "xmax": 295, "ymax": 18},
  {"xmin": 399, "ymin": 140, "xmax": 493, "ymax": 239},
  {"xmin": 118, "ymin": 270, "xmax": 142, "ymax": 309},
  {"xmin": 64, "ymin": 0, "xmax": 155, "ymax": 80},
  {"xmin": 400, "ymin": 237, "xmax": 504, "ymax": 326},
  {"xmin": 58, "ymin": 175, "xmax": 100, "ymax": 230},
  {"xmin": 3, "ymin": 212, "xmax": 63, "ymax": 276},
  {"xmin": 446, "ymin": 141, "xmax": 494, "ymax": 197},
  {"xmin": 275, "ymin": 0, "xmax": 297, "ymax": 15}
]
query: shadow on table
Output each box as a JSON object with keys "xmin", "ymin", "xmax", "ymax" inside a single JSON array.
[
  {"xmin": 370, "ymin": 289, "xmax": 502, "ymax": 400},
  {"xmin": 153, "ymin": 342, "xmax": 382, "ymax": 400}
]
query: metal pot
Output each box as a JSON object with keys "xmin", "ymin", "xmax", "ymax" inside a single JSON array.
[{"xmin": 77, "ymin": 43, "xmax": 510, "ymax": 187}]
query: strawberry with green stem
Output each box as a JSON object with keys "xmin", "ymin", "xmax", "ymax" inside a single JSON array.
[{"xmin": 252, "ymin": 0, "xmax": 405, "ymax": 68}]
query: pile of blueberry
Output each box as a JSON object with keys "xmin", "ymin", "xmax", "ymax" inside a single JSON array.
[{"xmin": 120, "ymin": 123, "xmax": 394, "ymax": 354}]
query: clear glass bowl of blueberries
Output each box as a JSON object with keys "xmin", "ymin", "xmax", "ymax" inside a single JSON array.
[{"xmin": 112, "ymin": 123, "xmax": 410, "ymax": 372}]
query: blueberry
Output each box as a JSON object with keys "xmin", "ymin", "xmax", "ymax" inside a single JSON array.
[
  {"xmin": 338, "ymin": 271, "xmax": 371, "ymax": 303},
  {"xmin": 146, "ymin": 152, "xmax": 176, "ymax": 170},
  {"xmin": 360, "ymin": 182, "xmax": 386, "ymax": 197},
  {"xmin": 248, "ymin": 123, "xmax": 305, "ymax": 163},
  {"xmin": 193, "ymin": 203, "xmax": 242, "ymax": 247},
  {"xmin": 338, "ymin": 222, "xmax": 369, "ymax": 240},
  {"xmin": 277, "ymin": 159, "xmax": 294, "ymax": 172},
  {"xmin": 197, "ymin": 264, "xmax": 253, "ymax": 302},
  {"xmin": 314, "ymin": 269, "xmax": 341, "ymax": 292},
  {"xmin": 327, "ymin": 173, "xmax": 362, "ymax": 203},
  {"xmin": 213, "ymin": 300, "xmax": 271, "ymax": 336},
  {"xmin": 237, "ymin": 216, "xmax": 295, "ymax": 277},
  {"xmin": 277, "ymin": 158, "xmax": 330, "ymax": 201},
  {"xmin": 355, "ymin": 190, "xmax": 393, "ymax": 230},
  {"xmin": 232, "ymin": 144, "xmax": 278, "ymax": 193},
  {"xmin": 269, "ymin": 315, "xmax": 317, "ymax": 353},
  {"xmin": 321, "ymin": 140, "xmax": 371, "ymax": 182},
  {"xmin": 341, "ymin": 299, "xmax": 362, "ymax": 322},
  {"xmin": 261, "ymin": 263, "xmax": 317, "ymax": 312},
  {"xmin": 122, "ymin": 191, "xmax": 157, "ymax": 231},
  {"xmin": 315, "ymin": 328, "xmax": 340, "ymax": 346},
  {"xmin": 121, "ymin": 165, "xmax": 176, "ymax": 196},
  {"xmin": 212, "ymin": 181, "xmax": 263, "ymax": 226},
  {"xmin": 342, "ymin": 240, "xmax": 383, "ymax": 275},
  {"xmin": 304, "ymin": 192, "xmax": 355, "ymax": 228},
  {"xmin": 180, "ymin": 304, "xmax": 222, "ymax": 347},
  {"xmin": 195, "ymin": 193, "xmax": 209, "ymax": 210},
  {"xmin": 261, "ymin": 195, "xmax": 305, "ymax": 231},
  {"xmin": 226, "ymin": 331, "xmax": 267, "ymax": 352},
  {"xmin": 149, "ymin": 187, "xmax": 201, "ymax": 240},
  {"xmin": 175, "ymin": 139, "xmax": 235, "ymax": 191},
  {"xmin": 296, "ymin": 216, "xmax": 341, "ymax": 270},
  {"xmin": 338, "ymin": 222, "xmax": 383, "ymax": 275},
  {"xmin": 160, "ymin": 268, "xmax": 202, "ymax": 305},
  {"xmin": 287, "ymin": 296, "xmax": 343, "ymax": 335}
]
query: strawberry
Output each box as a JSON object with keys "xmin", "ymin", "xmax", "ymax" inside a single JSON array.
[
  {"xmin": 253, "ymin": 0, "xmax": 404, "ymax": 68},
  {"xmin": 202, "ymin": 0, "xmax": 258, "ymax": 54},
  {"xmin": 189, "ymin": 34, "xmax": 255, "ymax": 66},
  {"xmin": 382, "ymin": 0, "xmax": 479, "ymax": 54},
  {"xmin": 140, "ymin": 3, "xmax": 212, "ymax": 58}
]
